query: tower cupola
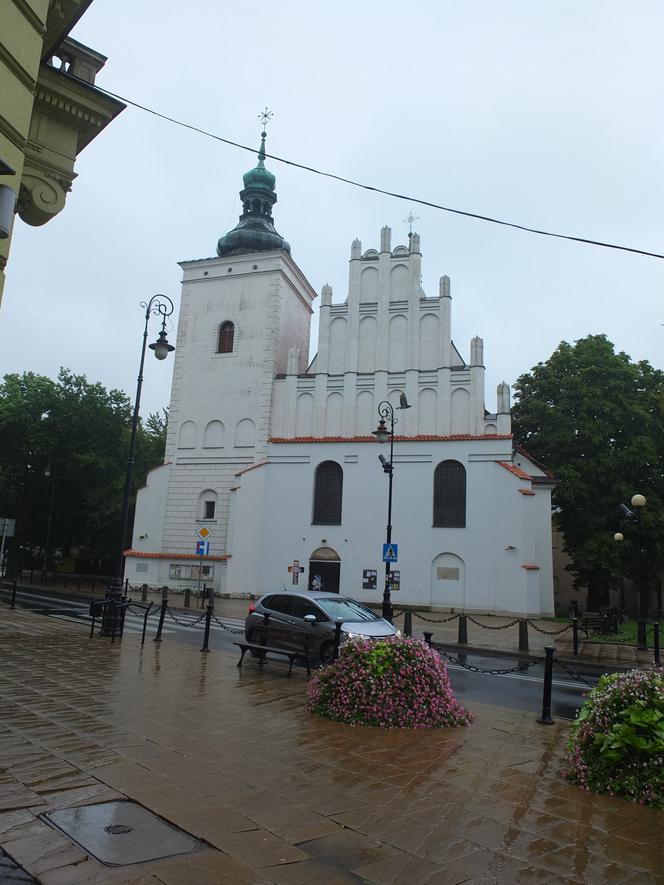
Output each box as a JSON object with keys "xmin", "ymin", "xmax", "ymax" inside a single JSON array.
[{"xmin": 217, "ymin": 113, "xmax": 290, "ymax": 257}]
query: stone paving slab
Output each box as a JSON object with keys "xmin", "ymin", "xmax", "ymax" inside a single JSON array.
[{"xmin": 0, "ymin": 608, "xmax": 662, "ymax": 884}]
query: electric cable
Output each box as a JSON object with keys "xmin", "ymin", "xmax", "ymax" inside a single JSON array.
[{"xmin": 86, "ymin": 78, "xmax": 664, "ymax": 262}]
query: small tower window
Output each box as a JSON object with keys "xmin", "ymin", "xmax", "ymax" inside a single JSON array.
[{"xmin": 217, "ymin": 321, "xmax": 234, "ymax": 354}]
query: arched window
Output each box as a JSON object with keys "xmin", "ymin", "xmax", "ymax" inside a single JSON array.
[
  {"xmin": 198, "ymin": 489, "xmax": 217, "ymax": 520},
  {"xmin": 217, "ymin": 321, "xmax": 235, "ymax": 354},
  {"xmin": 312, "ymin": 461, "xmax": 343, "ymax": 525},
  {"xmin": 433, "ymin": 460, "xmax": 466, "ymax": 527}
]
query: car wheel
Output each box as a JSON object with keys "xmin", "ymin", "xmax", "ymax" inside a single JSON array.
[
  {"xmin": 246, "ymin": 629, "xmax": 264, "ymax": 657},
  {"xmin": 319, "ymin": 641, "xmax": 335, "ymax": 667}
]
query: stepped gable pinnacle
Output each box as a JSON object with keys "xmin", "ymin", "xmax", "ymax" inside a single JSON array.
[{"xmin": 217, "ymin": 112, "xmax": 290, "ymax": 258}]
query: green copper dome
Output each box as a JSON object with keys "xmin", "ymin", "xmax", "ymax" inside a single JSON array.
[{"xmin": 217, "ymin": 131, "xmax": 290, "ymax": 258}]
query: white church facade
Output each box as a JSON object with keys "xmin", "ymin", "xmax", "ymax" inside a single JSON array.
[{"xmin": 126, "ymin": 131, "xmax": 556, "ymax": 616}]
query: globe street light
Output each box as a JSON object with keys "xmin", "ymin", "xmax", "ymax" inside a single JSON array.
[
  {"xmin": 616, "ymin": 493, "xmax": 647, "ymax": 650},
  {"xmin": 101, "ymin": 295, "xmax": 175, "ymax": 636},
  {"xmin": 372, "ymin": 395, "xmax": 410, "ymax": 622}
]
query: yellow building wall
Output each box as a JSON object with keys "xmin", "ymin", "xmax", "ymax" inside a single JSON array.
[{"xmin": 0, "ymin": 0, "xmax": 50, "ymax": 302}]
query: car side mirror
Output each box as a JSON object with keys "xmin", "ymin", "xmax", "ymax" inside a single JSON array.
[{"xmin": 303, "ymin": 614, "xmax": 317, "ymax": 623}]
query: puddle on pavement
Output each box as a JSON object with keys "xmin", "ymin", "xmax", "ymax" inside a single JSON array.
[{"xmin": 42, "ymin": 800, "xmax": 200, "ymax": 866}]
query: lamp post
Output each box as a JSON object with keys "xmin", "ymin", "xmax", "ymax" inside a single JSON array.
[
  {"xmin": 42, "ymin": 464, "xmax": 56, "ymax": 578},
  {"xmin": 616, "ymin": 493, "xmax": 647, "ymax": 650},
  {"xmin": 372, "ymin": 396, "xmax": 410, "ymax": 622},
  {"xmin": 101, "ymin": 295, "xmax": 174, "ymax": 636}
]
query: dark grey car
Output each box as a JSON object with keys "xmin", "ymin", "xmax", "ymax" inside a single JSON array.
[{"xmin": 245, "ymin": 591, "xmax": 398, "ymax": 665}]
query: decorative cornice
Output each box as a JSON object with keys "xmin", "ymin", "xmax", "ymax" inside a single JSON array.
[
  {"xmin": 270, "ymin": 434, "xmax": 513, "ymax": 444},
  {"xmin": 0, "ymin": 114, "xmax": 27, "ymax": 152},
  {"xmin": 0, "ymin": 41, "xmax": 37, "ymax": 93}
]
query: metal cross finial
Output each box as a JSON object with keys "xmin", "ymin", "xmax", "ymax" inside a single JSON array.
[
  {"xmin": 258, "ymin": 107, "xmax": 273, "ymax": 133},
  {"xmin": 404, "ymin": 212, "xmax": 419, "ymax": 235}
]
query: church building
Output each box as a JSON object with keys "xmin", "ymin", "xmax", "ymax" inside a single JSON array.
[{"xmin": 125, "ymin": 128, "xmax": 556, "ymax": 616}]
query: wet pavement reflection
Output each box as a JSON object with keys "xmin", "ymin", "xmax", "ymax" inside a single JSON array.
[{"xmin": 0, "ymin": 608, "xmax": 661, "ymax": 884}]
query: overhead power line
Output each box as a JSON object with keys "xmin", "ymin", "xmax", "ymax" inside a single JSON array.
[{"xmin": 92, "ymin": 81, "xmax": 664, "ymax": 262}]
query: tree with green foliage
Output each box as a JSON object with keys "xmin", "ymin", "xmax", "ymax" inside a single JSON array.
[
  {"xmin": 0, "ymin": 369, "xmax": 167, "ymax": 574},
  {"xmin": 512, "ymin": 334, "xmax": 664, "ymax": 612}
]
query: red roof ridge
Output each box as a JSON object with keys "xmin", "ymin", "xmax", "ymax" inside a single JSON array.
[
  {"xmin": 497, "ymin": 461, "xmax": 532, "ymax": 480},
  {"xmin": 124, "ymin": 550, "xmax": 231, "ymax": 561}
]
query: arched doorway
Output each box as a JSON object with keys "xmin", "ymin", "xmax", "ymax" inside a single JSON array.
[
  {"xmin": 308, "ymin": 546, "xmax": 341, "ymax": 594},
  {"xmin": 431, "ymin": 552, "xmax": 465, "ymax": 610}
]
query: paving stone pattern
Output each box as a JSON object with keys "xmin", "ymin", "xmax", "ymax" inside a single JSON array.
[{"xmin": 0, "ymin": 608, "xmax": 662, "ymax": 883}]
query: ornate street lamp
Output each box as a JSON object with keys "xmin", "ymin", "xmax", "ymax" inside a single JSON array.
[
  {"xmin": 101, "ymin": 295, "xmax": 175, "ymax": 635},
  {"xmin": 616, "ymin": 493, "xmax": 647, "ymax": 650},
  {"xmin": 372, "ymin": 395, "xmax": 410, "ymax": 622}
]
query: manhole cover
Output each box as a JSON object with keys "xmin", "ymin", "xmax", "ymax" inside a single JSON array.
[{"xmin": 42, "ymin": 800, "xmax": 200, "ymax": 866}]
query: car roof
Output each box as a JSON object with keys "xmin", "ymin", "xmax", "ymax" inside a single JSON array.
[{"xmin": 260, "ymin": 591, "xmax": 355, "ymax": 602}]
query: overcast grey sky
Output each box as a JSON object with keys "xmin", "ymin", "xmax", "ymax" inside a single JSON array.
[{"xmin": 1, "ymin": 1, "xmax": 662, "ymax": 417}]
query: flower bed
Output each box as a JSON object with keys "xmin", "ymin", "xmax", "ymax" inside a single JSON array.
[
  {"xmin": 307, "ymin": 637, "xmax": 473, "ymax": 729},
  {"xmin": 562, "ymin": 668, "xmax": 664, "ymax": 807}
]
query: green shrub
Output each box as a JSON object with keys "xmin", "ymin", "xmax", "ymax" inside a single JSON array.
[{"xmin": 563, "ymin": 668, "xmax": 664, "ymax": 807}]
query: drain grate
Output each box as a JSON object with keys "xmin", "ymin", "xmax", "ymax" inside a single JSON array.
[{"xmin": 43, "ymin": 800, "xmax": 200, "ymax": 866}]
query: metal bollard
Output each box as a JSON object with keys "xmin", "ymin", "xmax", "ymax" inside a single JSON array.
[
  {"xmin": 141, "ymin": 583, "xmax": 148, "ymax": 602},
  {"xmin": 572, "ymin": 617, "xmax": 579, "ymax": 657},
  {"xmin": 518, "ymin": 619, "xmax": 529, "ymax": 653},
  {"xmin": 637, "ymin": 619, "xmax": 648, "ymax": 651},
  {"xmin": 570, "ymin": 599, "xmax": 579, "ymax": 619},
  {"xmin": 423, "ymin": 631, "xmax": 433, "ymax": 647},
  {"xmin": 333, "ymin": 619, "xmax": 343, "ymax": 662},
  {"xmin": 200, "ymin": 603, "xmax": 213, "ymax": 652},
  {"xmin": 141, "ymin": 602, "xmax": 153, "ymax": 645},
  {"xmin": 537, "ymin": 646, "xmax": 555, "ymax": 725},
  {"xmin": 261, "ymin": 612, "xmax": 270, "ymax": 647},
  {"xmin": 184, "ymin": 588, "xmax": 191, "ymax": 608},
  {"xmin": 154, "ymin": 587, "xmax": 168, "ymax": 642},
  {"xmin": 10, "ymin": 580, "xmax": 17, "ymax": 609},
  {"xmin": 654, "ymin": 623, "xmax": 660, "ymax": 666},
  {"xmin": 403, "ymin": 610, "xmax": 412, "ymax": 637},
  {"xmin": 457, "ymin": 614, "xmax": 468, "ymax": 644}
]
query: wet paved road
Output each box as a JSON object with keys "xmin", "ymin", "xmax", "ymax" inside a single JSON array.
[{"xmin": 0, "ymin": 586, "xmax": 599, "ymax": 722}]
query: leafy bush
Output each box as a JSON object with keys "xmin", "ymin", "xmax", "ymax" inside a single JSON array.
[
  {"xmin": 563, "ymin": 668, "xmax": 664, "ymax": 807},
  {"xmin": 307, "ymin": 637, "xmax": 473, "ymax": 729}
]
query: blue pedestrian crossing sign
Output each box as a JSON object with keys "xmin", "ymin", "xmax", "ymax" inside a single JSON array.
[
  {"xmin": 195, "ymin": 540, "xmax": 210, "ymax": 556},
  {"xmin": 382, "ymin": 543, "xmax": 398, "ymax": 563}
]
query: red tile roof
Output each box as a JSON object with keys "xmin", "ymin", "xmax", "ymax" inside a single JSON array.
[
  {"xmin": 124, "ymin": 550, "xmax": 230, "ymax": 561},
  {"xmin": 521, "ymin": 563, "xmax": 540, "ymax": 571},
  {"xmin": 498, "ymin": 461, "xmax": 532, "ymax": 480},
  {"xmin": 270, "ymin": 434, "xmax": 512, "ymax": 443},
  {"xmin": 518, "ymin": 488, "xmax": 536, "ymax": 496}
]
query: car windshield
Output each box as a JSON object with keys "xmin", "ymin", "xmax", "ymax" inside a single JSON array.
[{"xmin": 315, "ymin": 597, "xmax": 379, "ymax": 622}]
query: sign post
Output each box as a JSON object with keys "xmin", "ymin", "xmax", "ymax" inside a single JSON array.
[{"xmin": 196, "ymin": 526, "xmax": 211, "ymax": 600}]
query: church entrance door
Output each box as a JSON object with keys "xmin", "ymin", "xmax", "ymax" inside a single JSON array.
[{"xmin": 308, "ymin": 546, "xmax": 341, "ymax": 594}]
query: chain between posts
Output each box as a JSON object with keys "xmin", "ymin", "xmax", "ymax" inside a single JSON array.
[
  {"xmin": 466, "ymin": 616, "xmax": 521, "ymax": 630},
  {"xmin": 212, "ymin": 614, "xmax": 245, "ymax": 634},
  {"xmin": 166, "ymin": 608, "xmax": 207, "ymax": 628},
  {"xmin": 552, "ymin": 657, "xmax": 596, "ymax": 688},
  {"xmin": 434, "ymin": 644, "xmax": 545, "ymax": 675},
  {"xmin": 412, "ymin": 612, "xmax": 460, "ymax": 624},
  {"xmin": 526, "ymin": 621, "xmax": 573, "ymax": 636}
]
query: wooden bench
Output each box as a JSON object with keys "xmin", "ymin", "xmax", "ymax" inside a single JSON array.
[
  {"xmin": 579, "ymin": 614, "xmax": 609, "ymax": 637},
  {"xmin": 233, "ymin": 641, "xmax": 312, "ymax": 677}
]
